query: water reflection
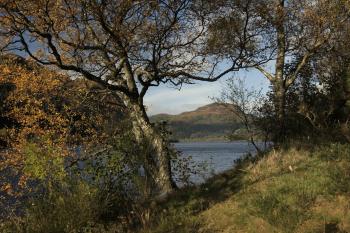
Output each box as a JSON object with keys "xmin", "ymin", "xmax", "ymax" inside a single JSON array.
[{"xmin": 173, "ymin": 141, "xmax": 266, "ymax": 184}]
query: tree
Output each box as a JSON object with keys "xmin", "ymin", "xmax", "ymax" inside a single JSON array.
[
  {"xmin": 0, "ymin": 54, "xmax": 123, "ymax": 198},
  {"xmin": 295, "ymin": 18, "xmax": 350, "ymax": 141},
  {"xmin": 206, "ymin": 0, "xmax": 349, "ymax": 140},
  {"xmin": 0, "ymin": 0, "xmax": 247, "ymax": 195},
  {"xmin": 216, "ymin": 77, "xmax": 264, "ymax": 153}
]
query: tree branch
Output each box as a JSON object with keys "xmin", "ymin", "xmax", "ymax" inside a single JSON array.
[
  {"xmin": 254, "ymin": 65, "xmax": 275, "ymax": 82},
  {"xmin": 286, "ymin": 38, "xmax": 329, "ymax": 87},
  {"xmin": 17, "ymin": 31, "xmax": 131, "ymax": 95}
]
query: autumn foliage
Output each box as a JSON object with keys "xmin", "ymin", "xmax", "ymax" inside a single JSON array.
[{"xmin": 0, "ymin": 55, "xmax": 122, "ymax": 197}]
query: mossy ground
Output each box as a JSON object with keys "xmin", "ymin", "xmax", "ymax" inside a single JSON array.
[{"xmin": 143, "ymin": 143, "xmax": 350, "ymax": 233}]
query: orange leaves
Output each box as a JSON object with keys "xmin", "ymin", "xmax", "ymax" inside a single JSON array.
[
  {"xmin": 0, "ymin": 62, "xmax": 70, "ymax": 148},
  {"xmin": 0, "ymin": 66, "xmax": 11, "ymax": 74},
  {"xmin": 0, "ymin": 55, "xmax": 123, "ymax": 197},
  {"xmin": 0, "ymin": 58, "xmax": 72, "ymax": 194},
  {"xmin": 0, "ymin": 182, "xmax": 16, "ymax": 196}
]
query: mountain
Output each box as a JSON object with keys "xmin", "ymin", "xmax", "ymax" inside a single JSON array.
[{"xmin": 150, "ymin": 103, "xmax": 243, "ymax": 141}]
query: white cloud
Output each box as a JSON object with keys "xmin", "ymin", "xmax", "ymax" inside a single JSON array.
[
  {"xmin": 144, "ymin": 70, "xmax": 270, "ymax": 116},
  {"xmin": 145, "ymin": 83, "xmax": 221, "ymax": 115}
]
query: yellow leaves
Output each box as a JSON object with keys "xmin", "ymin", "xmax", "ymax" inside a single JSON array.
[
  {"xmin": 0, "ymin": 66, "xmax": 11, "ymax": 75},
  {"xmin": 0, "ymin": 56, "xmax": 121, "ymax": 198},
  {"xmin": 18, "ymin": 175, "xmax": 28, "ymax": 188},
  {"xmin": 0, "ymin": 60, "xmax": 71, "ymax": 187},
  {"xmin": 23, "ymin": 142, "xmax": 67, "ymax": 182},
  {"xmin": 1, "ymin": 183, "xmax": 14, "ymax": 196}
]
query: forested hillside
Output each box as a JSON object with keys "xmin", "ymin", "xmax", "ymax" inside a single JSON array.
[{"xmin": 150, "ymin": 103, "xmax": 244, "ymax": 141}]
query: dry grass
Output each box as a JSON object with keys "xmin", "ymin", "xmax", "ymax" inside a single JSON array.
[
  {"xmin": 146, "ymin": 143, "xmax": 350, "ymax": 233},
  {"xmin": 5, "ymin": 143, "xmax": 349, "ymax": 233}
]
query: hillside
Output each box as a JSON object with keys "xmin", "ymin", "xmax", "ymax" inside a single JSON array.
[
  {"xmin": 144, "ymin": 143, "xmax": 350, "ymax": 233},
  {"xmin": 150, "ymin": 103, "xmax": 243, "ymax": 141}
]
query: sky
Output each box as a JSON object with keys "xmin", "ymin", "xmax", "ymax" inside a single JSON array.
[
  {"xmin": 18, "ymin": 41, "xmax": 271, "ymax": 115},
  {"xmin": 18, "ymin": 35, "xmax": 272, "ymax": 116},
  {"xmin": 16, "ymin": 26, "xmax": 273, "ymax": 116},
  {"xmin": 19, "ymin": 42, "xmax": 271, "ymax": 116},
  {"xmin": 144, "ymin": 69, "xmax": 271, "ymax": 116}
]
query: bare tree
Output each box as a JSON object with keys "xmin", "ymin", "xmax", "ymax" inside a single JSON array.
[{"xmin": 216, "ymin": 77, "xmax": 264, "ymax": 153}]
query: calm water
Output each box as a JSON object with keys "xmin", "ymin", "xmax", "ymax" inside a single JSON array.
[{"xmin": 173, "ymin": 141, "xmax": 263, "ymax": 184}]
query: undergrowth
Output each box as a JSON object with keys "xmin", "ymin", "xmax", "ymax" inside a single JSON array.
[
  {"xmin": 2, "ymin": 143, "xmax": 350, "ymax": 233},
  {"xmin": 144, "ymin": 143, "xmax": 350, "ymax": 233}
]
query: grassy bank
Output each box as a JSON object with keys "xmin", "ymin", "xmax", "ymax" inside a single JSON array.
[
  {"xmin": 2, "ymin": 143, "xmax": 350, "ymax": 233},
  {"xmin": 144, "ymin": 143, "xmax": 350, "ymax": 233}
]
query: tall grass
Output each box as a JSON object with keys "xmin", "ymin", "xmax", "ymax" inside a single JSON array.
[
  {"xmin": 3, "ymin": 143, "xmax": 350, "ymax": 232},
  {"xmin": 145, "ymin": 143, "xmax": 350, "ymax": 233}
]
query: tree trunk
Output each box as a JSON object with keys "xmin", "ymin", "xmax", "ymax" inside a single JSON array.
[
  {"xmin": 124, "ymin": 97, "xmax": 175, "ymax": 196},
  {"xmin": 274, "ymin": 81, "xmax": 287, "ymax": 141},
  {"xmin": 274, "ymin": 0, "xmax": 286, "ymax": 141},
  {"xmin": 340, "ymin": 66, "xmax": 350, "ymax": 141}
]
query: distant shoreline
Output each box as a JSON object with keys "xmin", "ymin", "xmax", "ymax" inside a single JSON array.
[
  {"xmin": 170, "ymin": 136, "xmax": 228, "ymax": 143},
  {"xmin": 170, "ymin": 136, "xmax": 251, "ymax": 143}
]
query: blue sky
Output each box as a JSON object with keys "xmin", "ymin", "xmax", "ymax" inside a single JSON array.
[
  {"xmin": 18, "ymin": 33, "xmax": 272, "ymax": 116},
  {"xmin": 144, "ymin": 69, "xmax": 271, "ymax": 116}
]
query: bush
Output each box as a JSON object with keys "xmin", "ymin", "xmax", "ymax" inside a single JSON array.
[
  {"xmin": 1, "ymin": 129, "xmax": 205, "ymax": 233},
  {"xmin": 19, "ymin": 182, "xmax": 99, "ymax": 233},
  {"xmin": 1, "ymin": 140, "xmax": 136, "ymax": 233}
]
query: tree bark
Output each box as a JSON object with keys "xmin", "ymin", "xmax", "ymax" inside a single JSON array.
[
  {"xmin": 123, "ymin": 97, "xmax": 175, "ymax": 196},
  {"xmin": 274, "ymin": 81, "xmax": 287, "ymax": 141},
  {"xmin": 340, "ymin": 66, "xmax": 350, "ymax": 141},
  {"xmin": 274, "ymin": 0, "xmax": 287, "ymax": 141}
]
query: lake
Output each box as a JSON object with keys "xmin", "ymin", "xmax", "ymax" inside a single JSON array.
[{"xmin": 173, "ymin": 141, "xmax": 264, "ymax": 184}]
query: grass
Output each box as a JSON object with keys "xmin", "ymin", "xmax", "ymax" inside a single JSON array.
[
  {"xmin": 2, "ymin": 143, "xmax": 350, "ymax": 232},
  {"xmin": 142, "ymin": 143, "xmax": 350, "ymax": 233}
]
